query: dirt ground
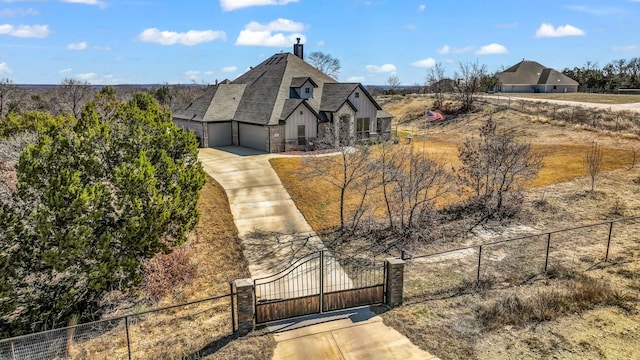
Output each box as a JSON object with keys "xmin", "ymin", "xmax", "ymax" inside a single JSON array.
[
  {"xmin": 273, "ymin": 95, "xmax": 640, "ymax": 359},
  {"xmin": 382, "ymin": 97, "xmax": 640, "ymax": 359}
]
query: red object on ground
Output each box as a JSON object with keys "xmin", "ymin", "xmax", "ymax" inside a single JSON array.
[{"xmin": 427, "ymin": 110, "xmax": 445, "ymax": 122}]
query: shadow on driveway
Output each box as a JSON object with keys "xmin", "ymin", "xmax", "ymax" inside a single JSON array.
[{"xmin": 212, "ymin": 146, "xmax": 266, "ymax": 157}]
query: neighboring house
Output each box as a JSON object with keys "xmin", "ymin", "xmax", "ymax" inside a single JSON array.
[
  {"xmin": 495, "ymin": 60, "xmax": 579, "ymax": 93},
  {"xmin": 173, "ymin": 41, "xmax": 393, "ymax": 153}
]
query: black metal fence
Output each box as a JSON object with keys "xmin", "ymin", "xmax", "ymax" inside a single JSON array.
[
  {"xmin": 0, "ymin": 287, "xmax": 236, "ymax": 360},
  {"xmin": 402, "ymin": 216, "xmax": 640, "ymax": 301},
  {"xmin": 479, "ymin": 95, "xmax": 640, "ymax": 134}
]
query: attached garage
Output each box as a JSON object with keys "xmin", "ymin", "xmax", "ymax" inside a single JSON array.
[
  {"xmin": 207, "ymin": 122, "xmax": 232, "ymax": 147},
  {"xmin": 239, "ymin": 123, "xmax": 267, "ymax": 152}
]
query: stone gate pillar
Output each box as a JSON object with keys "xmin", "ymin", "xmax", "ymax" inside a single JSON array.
[
  {"xmin": 385, "ymin": 258, "xmax": 405, "ymax": 308},
  {"xmin": 234, "ymin": 278, "xmax": 255, "ymax": 335}
]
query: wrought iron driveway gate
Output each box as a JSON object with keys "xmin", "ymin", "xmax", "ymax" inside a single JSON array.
[{"xmin": 254, "ymin": 251, "xmax": 385, "ymax": 324}]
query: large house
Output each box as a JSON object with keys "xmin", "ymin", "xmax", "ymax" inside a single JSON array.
[
  {"xmin": 173, "ymin": 41, "xmax": 393, "ymax": 153},
  {"xmin": 495, "ymin": 60, "xmax": 579, "ymax": 93}
]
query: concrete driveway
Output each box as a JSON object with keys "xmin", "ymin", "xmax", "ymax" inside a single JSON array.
[
  {"xmin": 269, "ymin": 307, "xmax": 439, "ymax": 360},
  {"xmin": 198, "ymin": 146, "xmax": 339, "ymax": 280}
]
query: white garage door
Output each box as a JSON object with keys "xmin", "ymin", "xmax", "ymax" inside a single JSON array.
[
  {"xmin": 239, "ymin": 123, "xmax": 267, "ymax": 152},
  {"xmin": 207, "ymin": 122, "xmax": 232, "ymax": 147}
]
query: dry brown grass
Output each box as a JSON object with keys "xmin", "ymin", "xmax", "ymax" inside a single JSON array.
[
  {"xmin": 506, "ymin": 93, "xmax": 640, "ymax": 104},
  {"xmin": 271, "ymin": 107, "xmax": 637, "ymax": 231},
  {"xmin": 272, "ymin": 96, "xmax": 640, "ymax": 359},
  {"xmin": 68, "ymin": 174, "xmax": 275, "ymax": 359}
]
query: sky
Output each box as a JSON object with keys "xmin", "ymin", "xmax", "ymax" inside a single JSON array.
[{"xmin": 0, "ymin": 0, "xmax": 639, "ymax": 85}]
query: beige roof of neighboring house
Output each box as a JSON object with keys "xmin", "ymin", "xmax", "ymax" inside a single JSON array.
[{"xmin": 497, "ymin": 60, "xmax": 579, "ymax": 86}]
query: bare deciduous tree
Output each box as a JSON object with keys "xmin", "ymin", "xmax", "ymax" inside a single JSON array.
[
  {"xmin": 307, "ymin": 52, "xmax": 341, "ymax": 79},
  {"xmin": 385, "ymin": 74, "xmax": 401, "ymax": 95},
  {"xmin": 426, "ymin": 63, "xmax": 447, "ymax": 109},
  {"xmin": 58, "ymin": 78, "xmax": 93, "ymax": 118},
  {"xmin": 378, "ymin": 142, "xmax": 452, "ymax": 234},
  {"xmin": 458, "ymin": 118, "xmax": 543, "ymax": 216},
  {"xmin": 0, "ymin": 78, "xmax": 17, "ymax": 118},
  {"xmin": 584, "ymin": 141, "xmax": 603, "ymax": 192},
  {"xmin": 454, "ymin": 61, "xmax": 488, "ymax": 113}
]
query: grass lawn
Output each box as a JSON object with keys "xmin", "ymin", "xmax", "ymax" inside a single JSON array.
[
  {"xmin": 270, "ymin": 140, "xmax": 635, "ymax": 231},
  {"xmin": 504, "ymin": 92, "xmax": 640, "ymax": 104}
]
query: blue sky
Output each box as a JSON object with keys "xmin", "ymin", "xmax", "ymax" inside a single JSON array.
[{"xmin": 0, "ymin": 0, "xmax": 639, "ymax": 85}]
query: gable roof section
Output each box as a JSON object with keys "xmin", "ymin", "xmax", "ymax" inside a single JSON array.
[
  {"xmin": 320, "ymin": 83, "xmax": 382, "ymax": 112},
  {"xmin": 173, "ymin": 84, "xmax": 246, "ymax": 122},
  {"xmin": 498, "ymin": 60, "xmax": 578, "ymax": 86},
  {"xmin": 232, "ymin": 53, "xmax": 336, "ymax": 125},
  {"xmin": 173, "ymin": 85, "xmax": 218, "ymax": 121},
  {"xmin": 290, "ymin": 77, "xmax": 318, "ymax": 88},
  {"xmin": 280, "ymin": 99, "xmax": 320, "ymax": 121}
]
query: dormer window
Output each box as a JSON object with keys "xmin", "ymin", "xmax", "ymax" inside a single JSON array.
[{"xmin": 290, "ymin": 77, "xmax": 318, "ymax": 100}]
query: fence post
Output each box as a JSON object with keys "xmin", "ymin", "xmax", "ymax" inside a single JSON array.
[
  {"xmin": 319, "ymin": 250, "xmax": 324, "ymax": 313},
  {"xmin": 544, "ymin": 233, "xmax": 552, "ymax": 272},
  {"xmin": 125, "ymin": 316, "xmax": 131, "ymax": 360},
  {"xmin": 571, "ymin": 106, "xmax": 575, "ymax": 122},
  {"xmin": 553, "ymin": 105, "xmax": 556, "ymax": 120},
  {"xmin": 477, "ymin": 245, "xmax": 483, "ymax": 282},
  {"xmin": 605, "ymin": 222, "xmax": 614, "ymax": 262},
  {"xmin": 234, "ymin": 278, "xmax": 255, "ymax": 336},
  {"xmin": 229, "ymin": 281, "xmax": 236, "ymax": 333},
  {"xmin": 385, "ymin": 258, "xmax": 405, "ymax": 307}
]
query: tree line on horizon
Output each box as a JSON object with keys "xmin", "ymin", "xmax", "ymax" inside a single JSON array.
[{"xmin": 561, "ymin": 58, "xmax": 640, "ymax": 93}]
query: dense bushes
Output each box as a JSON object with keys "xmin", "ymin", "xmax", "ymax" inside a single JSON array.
[{"xmin": 0, "ymin": 93, "xmax": 205, "ymax": 337}]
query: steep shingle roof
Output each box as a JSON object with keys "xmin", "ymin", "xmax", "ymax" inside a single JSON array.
[
  {"xmin": 290, "ymin": 77, "xmax": 318, "ymax": 88},
  {"xmin": 497, "ymin": 60, "xmax": 578, "ymax": 86},
  {"xmin": 232, "ymin": 53, "xmax": 336, "ymax": 125},
  {"xmin": 320, "ymin": 83, "xmax": 359, "ymax": 112},
  {"xmin": 174, "ymin": 51, "xmax": 391, "ymax": 126},
  {"xmin": 173, "ymin": 84, "xmax": 246, "ymax": 122}
]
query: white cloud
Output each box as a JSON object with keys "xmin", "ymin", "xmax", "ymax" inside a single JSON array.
[
  {"xmin": 0, "ymin": 24, "xmax": 49, "ymax": 37},
  {"xmin": 58, "ymin": 68, "xmax": 72, "ymax": 74},
  {"xmin": 220, "ymin": 0, "xmax": 298, "ymax": 11},
  {"xmin": 476, "ymin": 43, "xmax": 508, "ymax": 55},
  {"xmin": 235, "ymin": 18, "xmax": 305, "ymax": 47},
  {"xmin": 185, "ymin": 70, "xmax": 200, "ymax": 81},
  {"xmin": 612, "ymin": 45, "xmax": 640, "ymax": 52},
  {"xmin": 0, "ymin": 8, "xmax": 38, "ymax": 17},
  {"xmin": 222, "ymin": 66, "xmax": 237, "ymax": 73},
  {"xmin": 437, "ymin": 44, "xmax": 473, "ymax": 55},
  {"xmin": 316, "ymin": 40, "xmax": 325, "ymax": 47},
  {"xmin": 245, "ymin": 18, "xmax": 304, "ymax": 32},
  {"xmin": 93, "ymin": 45, "xmax": 111, "ymax": 51},
  {"xmin": 76, "ymin": 72, "xmax": 96, "ymax": 81},
  {"xmin": 365, "ymin": 64, "xmax": 397, "ymax": 73},
  {"xmin": 138, "ymin": 28, "xmax": 226, "ymax": 46},
  {"xmin": 565, "ymin": 5, "xmax": 620, "ymax": 15},
  {"xmin": 535, "ymin": 23, "xmax": 585, "ymax": 38},
  {"xmin": 418, "ymin": 4, "xmax": 426, "ymax": 11},
  {"xmin": 0, "ymin": 62, "xmax": 11, "ymax": 74},
  {"xmin": 347, "ymin": 76, "xmax": 366, "ymax": 82},
  {"xmin": 67, "ymin": 41, "xmax": 87, "ymax": 50},
  {"xmin": 61, "ymin": 0, "xmax": 106, "ymax": 9},
  {"xmin": 205, "ymin": 70, "xmax": 214, "ymax": 75},
  {"xmin": 411, "ymin": 57, "xmax": 436, "ymax": 68}
]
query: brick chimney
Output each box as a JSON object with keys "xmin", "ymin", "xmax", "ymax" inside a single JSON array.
[{"xmin": 293, "ymin": 38, "xmax": 303, "ymax": 60}]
